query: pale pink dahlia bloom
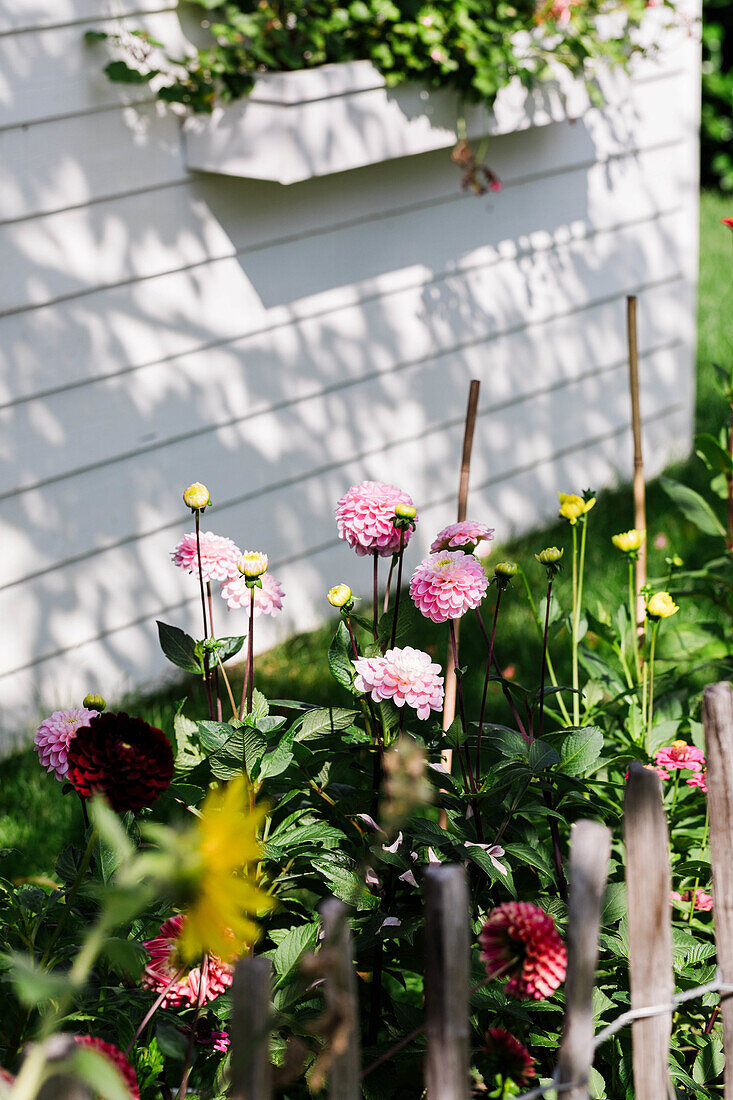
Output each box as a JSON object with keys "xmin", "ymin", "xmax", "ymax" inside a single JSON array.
[
  {"xmin": 142, "ymin": 915, "xmax": 234, "ymax": 1008},
  {"xmin": 221, "ymin": 572, "xmax": 285, "ymax": 618},
  {"xmin": 353, "ymin": 647, "xmax": 444, "ymax": 720},
  {"xmin": 171, "ymin": 532, "xmax": 241, "ymax": 584},
  {"xmin": 409, "ymin": 551, "xmax": 488, "ymax": 623},
  {"xmin": 430, "ymin": 521, "xmax": 494, "ymax": 554},
  {"xmin": 35, "ymin": 707, "xmax": 98, "ymax": 781},
  {"xmin": 335, "ymin": 481, "xmax": 416, "ymax": 557},
  {"xmin": 654, "ymin": 740, "xmax": 705, "ymax": 776}
]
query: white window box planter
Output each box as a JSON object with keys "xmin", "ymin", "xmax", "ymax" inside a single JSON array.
[{"xmin": 182, "ymin": 57, "xmax": 615, "ymax": 185}]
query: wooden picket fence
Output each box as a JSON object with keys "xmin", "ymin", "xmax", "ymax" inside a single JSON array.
[{"xmin": 37, "ymin": 682, "xmax": 733, "ymax": 1099}]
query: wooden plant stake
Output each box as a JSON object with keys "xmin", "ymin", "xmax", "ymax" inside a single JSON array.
[
  {"xmin": 229, "ymin": 957, "xmax": 272, "ymax": 1100},
  {"xmin": 703, "ymin": 681, "xmax": 733, "ymax": 1095},
  {"xmin": 556, "ymin": 819, "xmax": 612, "ymax": 1100},
  {"xmin": 441, "ymin": 379, "xmax": 481, "ymax": 786},
  {"xmin": 423, "ymin": 864, "xmax": 470, "ymax": 1100},
  {"xmin": 626, "ymin": 295, "xmax": 647, "ymax": 638},
  {"xmin": 320, "ymin": 898, "xmax": 361, "ymax": 1100},
  {"xmin": 624, "ymin": 762, "xmax": 674, "ymax": 1100}
]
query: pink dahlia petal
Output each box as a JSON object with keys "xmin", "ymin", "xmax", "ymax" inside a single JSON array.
[
  {"xmin": 671, "ymin": 888, "xmax": 713, "ymax": 912},
  {"xmin": 479, "ymin": 901, "xmax": 566, "ymax": 1000},
  {"xmin": 221, "ymin": 572, "xmax": 285, "ymax": 618},
  {"xmin": 172, "ymin": 532, "xmax": 241, "ymax": 584},
  {"xmin": 653, "ymin": 740, "xmax": 705, "ymax": 774},
  {"xmin": 353, "ymin": 647, "xmax": 444, "ymax": 720},
  {"xmin": 430, "ymin": 520, "xmax": 495, "ymax": 554},
  {"xmin": 335, "ymin": 481, "xmax": 416, "ymax": 558},
  {"xmin": 34, "ymin": 708, "xmax": 98, "ymax": 781},
  {"xmin": 141, "ymin": 914, "xmax": 234, "ymax": 1008},
  {"xmin": 409, "ymin": 551, "xmax": 488, "ymax": 623},
  {"xmin": 686, "ymin": 770, "xmax": 708, "ymax": 793}
]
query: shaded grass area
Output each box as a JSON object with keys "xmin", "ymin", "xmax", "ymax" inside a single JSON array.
[{"xmin": 2, "ymin": 193, "xmax": 730, "ymax": 879}]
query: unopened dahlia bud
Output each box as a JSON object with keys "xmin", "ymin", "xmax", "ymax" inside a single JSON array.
[
  {"xmin": 82, "ymin": 693, "xmax": 106, "ymax": 711},
  {"xmin": 237, "ymin": 551, "xmax": 269, "ymax": 579},
  {"xmin": 183, "ymin": 482, "xmax": 211, "ymax": 512},
  {"xmin": 380, "ymin": 737, "xmax": 432, "ymax": 834},
  {"xmin": 536, "ymin": 547, "xmax": 563, "ymax": 565},
  {"xmin": 611, "ymin": 529, "xmax": 646, "ymax": 555},
  {"xmin": 328, "ymin": 584, "xmax": 353, "ymax": 609},
  {"xmin": 394, "ymin": 503, "xmax": 417, "ymax": 520},
  {"xmin": 494, "ymin": 561, "xmax": 517, "ymax": 578}
]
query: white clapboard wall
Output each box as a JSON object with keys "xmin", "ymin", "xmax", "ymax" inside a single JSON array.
[{"xmin": 0, "ymin": 1, "xmax": 700, "ymax": 748}]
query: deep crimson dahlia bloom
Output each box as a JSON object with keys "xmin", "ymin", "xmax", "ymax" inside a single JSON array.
[
  {"xmin": 66, "ymin": 712, "xmax": 173, "ymax": 813},
  {"xmin": 479, "ymin": 901, "xmax": 567, "ymax": 999},
  {"xmin": 142, "ymin": 915, "xmax": 234, "ymax": 1007},
  {"xmin": 483, "ymin": 1028, "xmax": 536, "ymax": 1085},
  {"xmin": 74, "ymin": 1036, "xmax": 139, "ymax": 1098},
  {"xmin": 335, "ymin": 481, "xmax": 416, "ymax": 557}
]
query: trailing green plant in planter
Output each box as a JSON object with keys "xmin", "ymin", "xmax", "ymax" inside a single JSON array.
[{"xmin": 88, "ymin": 0, "xmax": 664, "ymax": 114}]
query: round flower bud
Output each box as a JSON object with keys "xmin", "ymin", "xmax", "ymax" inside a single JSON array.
[
  {"xmin": 327, "ymin": 584, "xmax": 353, "ymax": 609},
  {"xmin": 558, "ymin": 493, "xmax": 596, "ymax": 525},
  {"xmin": 394, "ymin": 503, "xmax": 417, "ymax": 520},
  {"xmin": 82, "ymin": 693, "xmax": 106, "ymax": 711},
  {"xmin": 536, "ymin": 547, "xmax": 564, "ymax": 565},
  {"xmin": 183, "ymin": 482, "xmax": 211, "ymax": 511},
  {"xmin": 646, "ymin": 591, "xmax": 679, "ymax": 620},
  {"xmin": 237, "ymin": 551, "xmax": 269, "ymax": 579},
  {"xmin": 494, "ymin": 561, "xmax": 518, "ymax": 578},
  {"xmin": 611, "ymin": 529, "xmax": 646, "ymax": 554}
]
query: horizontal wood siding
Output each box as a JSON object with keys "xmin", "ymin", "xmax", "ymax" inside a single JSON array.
[{"xmin": 0, "ymin": 5, "xmax": 700, "ymax": 745}]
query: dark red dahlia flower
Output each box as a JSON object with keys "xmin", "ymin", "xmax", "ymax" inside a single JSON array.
[
  {"xmin": 74, "ymin": 1036, "xmax": 140, "ymax": 1098},
  {"xmin": 66, "ymin": 712, "xmax": 173, "ymax": 813},
  {"xmin": 483, "ymin": 1028, "xmax": 536, "ymax": 1086},
  {"xmin": 479, "ymin": 901, "xmax": 567, "ymax": 1000}
]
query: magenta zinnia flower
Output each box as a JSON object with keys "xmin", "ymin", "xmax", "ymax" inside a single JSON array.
[
  {"xmin": 654, "ymin": 740, "xmax": 705, "ymax": 776},
  {"xmin": 335, "ymin": 481, "xmax": 416, "ymax": 557},
  {"xmin": 221, "ymin": 572, "xmax": 285, "ymax": 617},
  {"xmin": 483, "ymin": 1028, "xmax": 536, "ymax": 1086},
  {"xmin": 670, "ymin": 888, "xmax": 713, "ymax": 912},
  {"xmin": 142, "ymin": 915, "xmax": 234, "ymax": 1008},
  {"xmin": 687, "ymin": 770, "xmax": 708, "ymax": 793},
  {"xmin": 479, "ymin": 902, "xmax": 567, "ymax": 1000},
  {"xmin": 34, "ymin": 707, "xmax": 99, "ymax": 781},
  {"xmin": 430, "ymin": 520, "xmax": 494, "ymax": 554},
  {"xmin": 409, "ymin": 551, "xmax": 488, "ymax": 623},
  {"xmin": 74, "ymin": 1037, "xmax": 139, "ymax": 1098},
  {"xmin": 353, "ymin": 647, "xmax": 444, "ymax": 719},
  {"xmin": 171, "ymin": 532, "xmax": 241, "ymax": 584}
]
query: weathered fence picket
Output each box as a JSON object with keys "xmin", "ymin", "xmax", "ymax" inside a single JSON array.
[
  {"xmin": 229, "ymin": 957, "xmax": 273, "ymax": 1100},
  {"xmin": 320, "ymin": 898, "xmax": 361, "ymax": 1100},
  {"xmin": 423, "ymin": 864, "xmax": 470, "ymax": 1100}
]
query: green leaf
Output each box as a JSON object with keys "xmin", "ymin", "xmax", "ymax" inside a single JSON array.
[
  {"xmin": 272, "ymin": 923, "xmax": 319, "ymax": 984},
  {"xmin": 328, "ymin": 621, "xmax": 356, "ymax": 692},
  {"xmin": 89, "ymin": 797, "xmax": 134, "ymax": 865},
  {"xmin": 249, "ymin": 688, "xmax": 269, "ymax": 721},
  {"xmin": 693, "ymin": 1035, "xmax": 725, "ymax": 1085},
  {"xmin": 259, "ymin": 728, "xmax": 296, "ymax": 780},
  {"xmin": 197, "ymin": 720, "xmax": 236, "ymax": 754},
  {"xmin": 215, "ymin": 635, "xmax": 247, "ymax": 663},
  {"xmin": 557, "ymin": 726, "xmax": 603, "ymax": 776},
  {"xmin": 660, "ymin": 476, "xmax": 726, "ymax": 538},
  {"xmin": 104, "ymin": 60, "xmax": 157, "ymax": 83},
  {"xmin": 84, "ymin": 30, "xmax": 109, "ymax": 43},
  {"xmin": 8, "ymin": 953, "xmax": 71, "ymax": 1006},
  {"xmin": 695, "ymin": 432, "xmax": 733, "ymax": 474},
  {"xmin": 297, "ymin": 708, "xmax": 359, "ymax": 741},
  {"xmin": 504, "ymin": 841, "xmax": 554, "ymax": 877},
  {"xmin": 314, "ymin": 861, "xmax": 379, "ymax": 910},
  {"xmin": 443, "ymin": 716, "xmax": 467, "ymax": 749},
  {"xmin": 272, "ymin": 822, "xmax": 346, "ymax": 849},
  {"xmin": 101, "ymin": 937, "xmax": 147, "ymax": 978},
  {"xmin": 157, "ymin": 621, "xmax": 202, "ymax": 674},
  {"xmin": 173, "ymin": 712, "xmax": 204, "ymax": 771},
  {"xmin": 528, "ymin": 740, "xmax": 560, "ymax": 772}
]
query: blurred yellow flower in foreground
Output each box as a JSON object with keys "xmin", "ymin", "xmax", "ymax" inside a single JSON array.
[
  {"xmin": 611, "ymin": 529, "xmax": 646, "ymax": 554},
  {"xmin": 646, "ymin": 591, "xmax": 679, "ymax": 620},
  {"xmin": 558, "ymin": 493, "xmax": 596, "ymax": 525}
]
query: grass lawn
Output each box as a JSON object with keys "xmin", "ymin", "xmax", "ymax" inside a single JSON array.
[{"xmin": 2, "ymin": 191, "xmax": 731, "ymax": 879}]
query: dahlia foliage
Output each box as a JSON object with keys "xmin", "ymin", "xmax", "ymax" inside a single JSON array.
[{"xmin": 11, "ymin": 407, "xmax": 729, "ymax": 1100}]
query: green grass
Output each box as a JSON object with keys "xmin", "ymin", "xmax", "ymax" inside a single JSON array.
[{"xmin": 2, "ymin": 191, "xmax": 730, "ymax": 878}]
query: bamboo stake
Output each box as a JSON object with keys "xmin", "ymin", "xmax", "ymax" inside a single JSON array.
[
  {"xmin": 626, "ymin": 296, "xmax": 647, "ymax": 639},
  {"xmin": 441, "ymin": 380, "xmax": 481, "ymax": 783},
  {"xmin": 320, "ymin": 899, "xmax": 361, "ymax": 1100},
  {"xmin": 556, "ymin": 820, "xmax": 612, "ymax": 1100},
  {"xmin": 229, "ymin": 957, "xmax": 272, "ymax": 1100},
  {"xmin": 423, "ymin": 864, "xmax": 470, "ymax": 1100},
  {"xmin": 702, "ymin": 681, "xmax": 733, "ymax": 1096},
  {"xmin": 624, "ymin": 762, "xmax": 674, "ymax": 1100}
]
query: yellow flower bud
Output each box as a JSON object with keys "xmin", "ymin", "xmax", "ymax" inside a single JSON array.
[
  {"xmin": 494, "ymin": 561, "xmax": 518, "ymax": 577},
  {"xmin": 394, "ymin": 503, "xmax": 417, "ymax": 520},
  {"xmin": 646, "ymin": 591, "xmax": 679, "ymax": 620},
  {"xmin": 535, "ymin": 546, "xmax": 564, "ymax": 565},
  {"xmin": 558, "ymin": 493, "xmax": 596, "ymax": 525},
  {"xmin": 611, "ymin": 529, "xmax": 646, "ymax": 554},
  {"xmin": 328, "ymin": 584, "xmax": 353, "ymax": 609},
  {"xmin": 82, "ymin": 693, "xmax": 106, "ymax": 711},
  {"xmin": 183, "ymin": 482, "xmax": 211, "ymax": 511},
  {"xmin": 237, "ymin": 551, "xmax": 269, "ymax": 578}
]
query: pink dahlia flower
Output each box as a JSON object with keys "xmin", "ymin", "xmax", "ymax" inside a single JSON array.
[
  {"xmin": 353, "ymin": 646, "xmax": 444, "ymax": 720},
  {"xmin": 479, "ymin": 901, "xmax": 567, "ymax": 1000},
  {"xmin": 409, "ymin": 551, "xmax": 488, "ymax": 622},
  {"xmin": 142, "ymin": 915, "xmax": 234, "ymax": 1008},
  {"xmin": 34, "ymin": 707, "xmax": 98, "ymax": 781},
  {"xmin": 221, "ymin": 572, "xmax": 285, "ymax": 618},
  {"xmin": 335, "ymin": 481, "xmax": 416, "ymax": 557},
  {"xmin": 670, "ymin": 888, "xmax": 713, "ymax": 912},
  {"xmin": 483, "ymin": 1029, "xmax": 536, "ymax": 1086},
  {"xmin": 654, "ymin": 740, "xmax": 705, "ymax": 776},
  {"xmin": 171, "ymin": 532, "xmax": 241, "ymax": 584},
  {"xmin": 687, "ymin": 770, "xmax": 708, "ymax": 793},
  {"xmin": 430, "ymin": 520, "xmax": 494, "ymax": 554}
]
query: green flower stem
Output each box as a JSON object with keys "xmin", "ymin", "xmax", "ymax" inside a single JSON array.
[
  {"xmin": 538, "ymin": 577, "xmax": 553, "ymax": 740},
  {"xmin": 372, "ymin": 550, "xmax": 379, "ymax": 644},
  {"xmin": 207, "ymin": 582, "xmax": 223, "ymax": 721},
  {"xmin": 571, "ymin": 516, "xmax": 589, "ymax": 727},
  {"xmin": 518, "ymin": 567, "xmax": 570, "ymax": 726},
  {"xmin": 382, "ymin": 555, "xmax": 396, "ymax": 615},
  {"xmin": 646, "ymin": 619, "xmax": 660, "ymax": 752},
  {"xmin": 476, "ymin": 588, "xmax": 502, "ymax": 783},
  {"xmin": 687, "ymin": 807, "xmax": 710, "ymax": 926},
  {"xmin": 670, "ymin": 768, "xmax": 681, "ymax": 815},
  {"xmin": 389, "ymin": 529, "xmax": 406, "ymax": 650},
  {"xmin": 215, "ymin": 651, "xmax": 239, "ymax": 721},
  {"xmin": 628, "ymin": 559, "xmax": 641, "ymax": 683},
  {"xmin": 448, "ymin": 619, "xmax": 477, "ymax": 795},
  {"xmin": 641, "ymin": 660, "xmax": 648, "ymax": 734},
  {"xmin": 239, "ymin": 586, "xmax": 256, "ymax": 721},
  {"xmin": 194, "ymin": 510, "xmax": 215, "ymax": 720}
]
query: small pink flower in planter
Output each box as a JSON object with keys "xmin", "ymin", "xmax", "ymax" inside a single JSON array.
[
  {"xmin": 142, "ymin": 914, "xmax": 234, "ymax": 1008},
  {"xmin": 653, "ymin": 740, "xmax": 705, "ymax": 776},
  {"xmin": 221, "ymin": 572, "xmax": 285, "ymax": 617},
  {"xmin": 34, "ymin": 707, "xmax": 98, "ymax": 781},
  {"xmin": 409, "ymin": 551, "xmax": 488, "ymax": 622},
  {"xmin": 430, "ymin": 520, "xmax": 495, "ymax": 554},
  {"xmin": 353, "ymin": 646, "xmax": 444, "ymax": 719},
  {"xmin": 335, "ymin": 480, "xmax": 416, "ymax": 557},
  {"xmin": 172, "ymin": 531, "xmax": 241, "ymax": 584},
  {"xmin": 670, "ymin": 889, "xmax": 713, "ymax": 911},
  {"xmin": 479, "ymin": 901, "xmax": 567, "ymax": 1000}
]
